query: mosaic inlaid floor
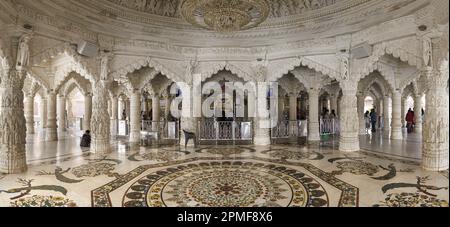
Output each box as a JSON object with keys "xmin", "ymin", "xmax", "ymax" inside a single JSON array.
[{"xmin": 0, "ymin": 138, "xmax": 448, "ymax": 207}]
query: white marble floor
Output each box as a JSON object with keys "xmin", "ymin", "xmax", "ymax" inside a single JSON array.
[{"xmin": 0, "ymin": 128, "xmax": 446, "ymax": 207}]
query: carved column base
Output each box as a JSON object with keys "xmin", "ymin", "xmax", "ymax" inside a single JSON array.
[
  {"xmin": 91, "ymin": 139, "xmax": 111, "ymax": 155},
  {"xmin": 308, "ymin": 122, "xmax": 321, "ymax": 142},
  {"xmin": 254, "ymin": 134, "xmax": 271, "ymax": 146},
  {"xmin": 110, "ymin": 119, "xmax": 118, "ymax": 138},
  {"xmin": 26, "ymin": 122, "xmax": 35, "ymax": 135},
  {"xmin": 129, "ymin": 131, "xmax": 140, "ymax": 144},
  {"xmin": 422, "ymin": 147, "xmax": 449, "ymax": 171},
  {"xmin": 391, "ymin": 127, "xmax": 403, "ymax": 140},
  {"xmin": 382, "ymin": 128, "xmax": 390, "ymax": 139},
  {"xmin": 46, "ymin": 128, "xmax": 58, "ymax": 141},
  {"xmin": 0, "ymin": 146, "xmax": 27, "ymax": 174},
  {"xmin": 339, "ymin": 132, "xmax": 360, "ymax": 152}
]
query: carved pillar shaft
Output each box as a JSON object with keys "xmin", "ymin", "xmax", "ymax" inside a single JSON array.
[
  {"xmin": 253, "ymin": 85, "xmax": 271, "ymax": 146},
  {"xmin": 24, "ymin": 95, "xmax": 35, "ymax": 134},
  {"xmin": 391, "ymin": 91, "xmax": 403, "ymax": 140},
  {"xmin": 357, "ymin": 95, "xmax": 366, "ymax": 135},
  {"xmin": 308, "ymin": 90, "xmax": 320, "ymax": 142},
  {"xmin": 401, "ymin": 97, "xmax": 406, "ymax": 128},
  {"xmin": 383, "ymin": 96, "xmax": 391, "ymax": 138},
  {"xmin": 40, "ymin": 98, "xmax": 47, "ymax": 129},
  {"xmin": 129, "ymin": 91, "xmax": 141, "ymax": 143},
  {"xmin": 165, "ymin": 96, "xmax": 171, "ymax": 120},
  {"xmin": 289, "ymin": 94, "xmax": 297, "ymax": 121},
  {"xmin": 423, "ymin": 67, "xmax": 449, "ymax": 171},
  {"xmin": 0, "ymin": 69, "xmax": 27, "ymax": 173},
  {"xmin": 57, "ymin": 95, "xmax": 66, "ymax": 131},
  {"xmin": 152, "ymin": 95, "xmax": 161, "ymax": 131},
  {"xmin": 330, "ymin": 95, "xmax": 338, "ymax": 115},
  {"xmin": 83, "ymin": 94, "xmax": 92, "ymax": 131},
  {"xmin": 339, "ymin": 88, "xmax": 360, "ymax": 152},
  {"xmin": 90, "ymin": 81, "xmax": 111, "ymax": 154},
  {"xmin": 46, "ymin": 92, "xmax": 58, "ymax": 141},
  {"xmin": 110, "ymin": 96, "xmax": 118, "ymax": 137},
  {"xmin": 414, "ymin": 94, "xmax": 423, "ymax": 133}
]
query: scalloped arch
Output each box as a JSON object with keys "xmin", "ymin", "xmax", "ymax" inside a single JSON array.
[
  {"xmin": 353, "ymin": 39, "xmax": 422, "ymax": 80},
  {"xmin": 269, "ymin": 57, "xmax": 338, "ymax": 82},
  {"xmin": 110, "ymin": 57, "xmax": 183, "ymax": 83},
  {"xmin": 199, "ymin": 61, "xmax": 255, "ymax": 82},
  {"xmin": 54, "ymin": 63, "xmax": 94, "ymax": 94}
]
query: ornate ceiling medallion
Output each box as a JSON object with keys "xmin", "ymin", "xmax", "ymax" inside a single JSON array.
[{"xmin": 180, "ymin": 0, "xmax": 270, "ymax": 33}]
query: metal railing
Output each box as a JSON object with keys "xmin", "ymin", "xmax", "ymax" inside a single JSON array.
[
  {"xmin": 319, "ymin": 118, "xmax": 340, "ymax": 135},
  {"xmin": 198, "ymin": 119, "xmax": 253, "ymax": 142},
  {"xmin": 270, "ymin": 120, "xmax": 308, "ymax": 139},
  {"xmin": 141, "ymin": 120, "xmax": 179, "ymax": 140}
]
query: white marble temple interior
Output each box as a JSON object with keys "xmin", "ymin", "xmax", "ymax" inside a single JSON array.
[{"xmin": 0, "ymin": 0, "xmax": 448, "ymax": 207}]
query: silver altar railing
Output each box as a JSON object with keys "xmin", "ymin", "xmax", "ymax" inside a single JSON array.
[{"xmin": 198, "ymin": 120, "xmax": 253, "ymax": 142}]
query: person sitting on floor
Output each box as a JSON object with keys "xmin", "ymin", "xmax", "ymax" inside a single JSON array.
[{"xmin": 80, "ymin": 130, "xmax": 91, "ymax": 148}]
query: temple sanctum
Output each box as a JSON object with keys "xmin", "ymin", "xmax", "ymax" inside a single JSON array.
[{"xmin": 0, "ymin": 0, "xmax": 448, "ymax": 208}]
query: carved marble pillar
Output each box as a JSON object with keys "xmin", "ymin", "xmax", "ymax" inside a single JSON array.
[
  {"xmin": 57, "ymin": 95, "xmax": 66, "ymax": 131},
  {"xmin": 129, "ymin": 90, "xmax": 141, "ymax": 143},
  {"xmin": 46, "ymin": 91, "xmax": 58, "ymax": 141},
  {"xmin": 422, "ymin": 64, "xmax": 449, "ymax": 171},
  {"xmin": 391, "ymin": 91, "xmax": 403, "ymax": 140},
  {"xmin": 253, "ymin": 84, "xmax": 271, "ymax": 146},
  {"xmin": 414, "ymin": 94, "xmax": 423, "ymax": 134},
  {"xmin": 40, "ymin": 97, "xmax": 47, "ymax": 129},
  {"xmin": 83, "ymin": 93, "xmax": 92, "ymax": 131},
  {"xmin": 164, "ymin": 94, "xmax": 171, "ymax": 120},
  {"xmin": 152, "ymin": 94, "xmax": 161, "ymax": 122},
  {"xmin": 90, "ymin": 81, "xmax": 111, "ymax": 154},
  {"xmin": 401, "ymin": 97, "xmax": 406, "ymax": 128},
  {"xmin": 110, "ymin": 96, "xmax": 118, "ymax": 137},
  {"xmin": 308, "ymin": 89, "xmax": 320, "ymax": 143},
  {"xmin": 288, "ymin": 92, "xmax": 298, "ymax": 140},
  {"xmin": 383, "ymin": 96, "xmax": 391, "ymax": 138},
  {"xmin": 357, "ymin": 94, "xmax": 366, "ymax": 135},
  {"xmin": 339, "ymin": 86, "xmax": 360, "ymax": 152},
  {"xmin": 330, "ymin": 95, "xmax": 338, "ymax": 115},
  {"xmin": 289, "ymin": 93, "xmax": 297, "ymax": 122},
  {"xmin": 24, "ymin": 94, "xmax": 35, "ymax": 134},
  {"xmin": 0, "ymin": 69, "xmax": 27, "ymax": 173}
]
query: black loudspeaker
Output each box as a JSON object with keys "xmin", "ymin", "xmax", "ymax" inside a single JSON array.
[
  {"xmin": 352, "ymin": 42, "xmax": 372, "ymax": 59},
  {"xmin": 77, "ymin": 40, "xmax": 98, "ymax": 57}
]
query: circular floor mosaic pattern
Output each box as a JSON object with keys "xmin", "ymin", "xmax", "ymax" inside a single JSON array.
[{"xmin": 123, "ymin": 161, "xmax": 329, "ymax": 207}]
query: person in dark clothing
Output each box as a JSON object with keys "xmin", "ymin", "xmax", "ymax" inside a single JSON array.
[
  {"xmin": 370, "ymin": 108, "xmax": 377, "ymax": 132},
  {"xmin": 80, "ymin": 130, "xmax": 91, "ymax": 148}
]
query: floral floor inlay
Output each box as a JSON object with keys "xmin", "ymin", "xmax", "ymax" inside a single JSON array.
[{"xmin": 0, "ymin": 139, "xmax": 448, "ymax": 207}]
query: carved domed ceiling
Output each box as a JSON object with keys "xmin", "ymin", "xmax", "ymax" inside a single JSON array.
[
  {"xmin": 3, "ymin": 0, "xmax": 432, "ymax": 47},
  {"xmin": 105, "ymin": 0, "xmax": 342, "ymax": 19}
]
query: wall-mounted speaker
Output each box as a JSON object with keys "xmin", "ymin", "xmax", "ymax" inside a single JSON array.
[
  {"xmin": 352, "ymin": 42, "xmax": 372, "ymax": 59},
  {"xmin": 77, "ymin": 40, "xmax": 98, "ymax": 57}
]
